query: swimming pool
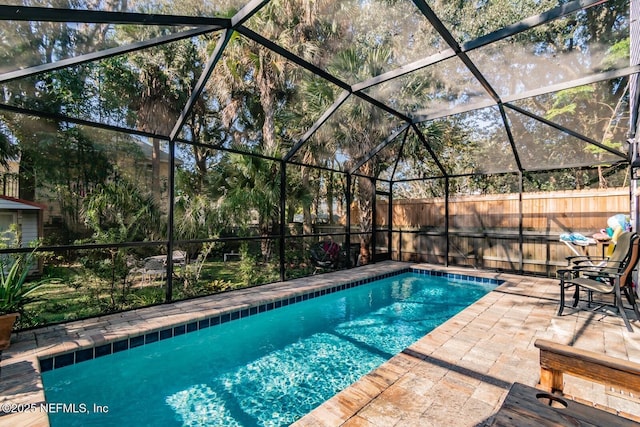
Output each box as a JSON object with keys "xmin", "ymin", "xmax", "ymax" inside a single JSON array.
[{"xmin": 42, "ymin": 270, "xmax": 498, "ymax": 426}]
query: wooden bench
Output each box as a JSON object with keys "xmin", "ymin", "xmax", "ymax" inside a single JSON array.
[
  {"xmin": 534, "ymin": 338, "xmax": 640, "ymax": 396},
  {"xmin": 490, "ymin": 382, "xmax": 638, "ymax": 426},
  {"xmin": 490, "ymin": 339, "xmax": 640, "ymax": 426}
]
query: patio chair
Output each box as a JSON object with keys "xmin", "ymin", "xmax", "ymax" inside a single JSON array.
[
  {"xmin": 310, "ymin": 241, "xmax": 340, "ymax": 272},
  {"xmin": 557, "ymin": 232, "xmax": 640, "ymax": 331},
  {"xmin": 125, "ymin": 256, "xmax": 146, "ymax": 284},
  {"xmin": 171, "ymin": 250, "xmax": 187, "ymax": 266},
  {"xmin": 141, "ymin": 257, "xmax": 167, "ymax": 284},
  {"xmin": 557, "ymin": 231, "xmax": 634, "ymax": 315}
]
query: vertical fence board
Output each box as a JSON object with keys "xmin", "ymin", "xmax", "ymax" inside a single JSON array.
[{"xmin": 383, "ymin": 189, "xmax": 630, "ymax": 276}]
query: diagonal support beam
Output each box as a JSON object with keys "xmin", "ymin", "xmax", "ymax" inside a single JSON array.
[
  {"xmin": 236, "ymin": 26, "xmax": 412, "ymax": 123},
  {"xmin": 349, "ymin": 123, "xmax": 410, "ymax": 175},
  {"xmin": 0, "ymin": 26, "xmax": 221, "ymax": 84},
  {"xmin": 283, "ymin": 90, "xmax": 351, "ymax": 162},
  {"xmin": 356, "ymin": 91, "xmax": 413, "ymax": 123},
  {"xmin": 502, "ymin": 66, "xmax": 640, "ymax": 104},
  {"xmin": 505, "ymin": 103, "xmax": 628, "ymax": 159},
  {"xmin": 411, "ymin": 0, "xmax": 501, "ymax": 103},
  {"xmin": 411, "ymin": 123, "xmax": 447, "ymax": 176},
  {"xmin": 390, "ymin": 130, "xmax": 409, "ymax": 180},
  {"xmin": 352, "ymin": 0, "xmax": 606, "ymax": 101},
  {"xmin": 169, "ymin": 0, "xmax": 271, "ymax": 141},
  {"xmin": 412, "ymin": 66, "xmax": 640, "ymax": 124},
  {"xmin": 231, "ymin": 0, "xmax": 271, "ymax": 28},
  {"xmin": 352, "ymin": 49, "xmax": 455, "ymax": 93},
  {"xmin": 236, "ymin": 25, "xmax": 351, "ymax": 92},
  {"xmin": 498, "ymin": 104, "xmax": 523, "ymax": 172},
  {"xmin": 169, "ymin": 29, "xmax": 233, "ymax": 141},
  {"xmin": 464, "ymin": 0, "xmax": 608, "ymax": 51}
]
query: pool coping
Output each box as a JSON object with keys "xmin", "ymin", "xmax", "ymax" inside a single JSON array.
[
  {"xmin": 0, "ymin": 262, "xmax": 409, "ymax": 424},
  {"xmin": 292, "ymin": 264, "xmax": 640, "ymax": 427},
  {"xmin": 37, "ymin": 267, "xmax": 501, "ymax": 373},
  {"xmin": 0, "ymin": 261, "xmax": 502, "ymax": 426},
  {"xmin": 3, "ymin": 261, "xmax": 639, "ymax": 427}
]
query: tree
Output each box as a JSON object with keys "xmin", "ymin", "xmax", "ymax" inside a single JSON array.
[
  {"xmin": 285, "ymin": 75, "xmax": 340, "ymax": 233},
  {"xmin": 81, "ymin": 179, "xmax": 163, "ymax": 309},
  {"xmin": 0, "ymin": 10, "xmax": 135, "ymax": 241},
  {"xmin": 219, "ymin": 152, "xmax": 281, "ymax": 260},
  {"xmin": 99, "ymin": 29, "xmax": 191, "ymax": 204},
  {"xmin": 543, "ymin": 38, "xmax": 630, "ymax": 188},
  {"xmin": 323, "ymin": 45, "xmax": 402, "ymax": 264}
]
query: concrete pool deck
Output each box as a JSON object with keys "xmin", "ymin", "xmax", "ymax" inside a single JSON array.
[{"xmin": 1, "ymin": 261, "xmax": 640, "ymax": 426}]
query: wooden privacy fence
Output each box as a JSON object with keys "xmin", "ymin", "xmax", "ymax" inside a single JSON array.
[{"xmin": 377, "ymin": 188, "xmax": 631, "ymax": 276}]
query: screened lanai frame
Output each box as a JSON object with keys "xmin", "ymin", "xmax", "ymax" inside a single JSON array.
[{"xmin": 0, "ymin": 0, "xmax": 637, "ymax": 319}]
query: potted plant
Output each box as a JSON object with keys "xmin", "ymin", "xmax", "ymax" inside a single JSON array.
[{"xmin": 0, "ymin": 248, "xmax": 45, "ymax": 350}]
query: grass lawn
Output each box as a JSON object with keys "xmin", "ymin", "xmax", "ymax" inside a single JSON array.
[{"xmin": 23, "ymin": 259, "xmax": 247, "ymax": 328}]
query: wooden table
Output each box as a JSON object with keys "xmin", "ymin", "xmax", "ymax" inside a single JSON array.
[{"xmin": 491, "ymin": 383, "xmax": 637, "ymax": 426}]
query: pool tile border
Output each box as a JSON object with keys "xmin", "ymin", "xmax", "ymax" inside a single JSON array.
[{"xmin": 38, "ymin": 267, "xmax": 503, "ymax": 373}]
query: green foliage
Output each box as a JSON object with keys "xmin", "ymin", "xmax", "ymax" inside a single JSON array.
[
  {"xmin": 0, "ymin": 226, "xmax": 57, "ymax": 319},
  {"xmin": 0, "ymin": 249, "xmax": 47, "ymax": 315},
  {"xmin": 79, "ymin": 179, "xmax": 164, "ymax": 310},
  {"xmin": 173, "ymin": 241, "xmax": 221, "ymax": 291},
  {"xmin": 178, "ymin": 278, "xmax": 234, "ymax": 299},
  {"xmin": 545, "ymin": 86, "xmax": 594, "ymax": 121},
  {"xmin": 237, "ymin": 243, "xmax": 278, "ymax": 286},
  {"xmin": 82, "ymin": 179, "xmax": 163, "ymax": 242},
  {"xmin": 76, "ymin": 248, "xmax": 130, "ymax": 311},
  {"xmin": 602, "ymin": 38, "xmax": 630, "ymax": 71},
  {"xmin": 125, "ymin": 289, "xmax": 165, "ymax": 308},
  {"xmin": 238, "ymin": 245, "xmax": 260, "ymax": 286},
  {"xmin": 219, "ymin": 153, "xmax": 282, "ymax": 251},
  {"xmin": 174, "ymin": 193, "xmax": 224, "ymax": 254}
]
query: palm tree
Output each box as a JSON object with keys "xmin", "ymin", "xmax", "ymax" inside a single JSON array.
[
  {"xmin": 107, "ymin": 20, "xmax": 202, "ymax": 202},
  {"xmin": 325, "ymin": 46, "xmax": 400, "ymax": 264},
  {"xmin": 218, "ymin": 151, "xmax": 282, "ymax": 260}
]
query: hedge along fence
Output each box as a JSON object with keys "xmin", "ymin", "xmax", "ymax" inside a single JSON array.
[{"xmin": 376, "ymin": 188, "xmax": 631, "ymax": 276}]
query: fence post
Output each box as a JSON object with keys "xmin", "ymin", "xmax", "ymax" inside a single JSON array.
[
  {"xmin": 519, "ymin": 171, "xmax": 524, "ymax": 274},
  {"xmin": 445, "ymin": 177, "xmax": 450, "ymax": 267}
]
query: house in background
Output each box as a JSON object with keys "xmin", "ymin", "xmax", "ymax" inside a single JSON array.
[
  {"xmin": 0, "ymin": 195, "xmax": 44, "ymax": 248},
  {"xmin": 0, "ymin": 138, "xmax": 179, "ymax": 242}
]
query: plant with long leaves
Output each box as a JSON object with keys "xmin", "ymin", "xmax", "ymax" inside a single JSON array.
[{"xmin": 0, "ymin": 249, "xmax": 47, "ymax": 315}]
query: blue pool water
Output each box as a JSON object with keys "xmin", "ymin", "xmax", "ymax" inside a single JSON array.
[{"xmin": 42, "ymin": 272, "xmax": 497, "ymax": 427}]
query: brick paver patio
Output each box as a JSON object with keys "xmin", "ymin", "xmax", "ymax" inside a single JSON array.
[{"xmin": 1, "ymin": 261, "xmax": 639, "ymax": 426}]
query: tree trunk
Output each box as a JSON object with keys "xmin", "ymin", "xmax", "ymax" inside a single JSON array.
[
  {"xmin": 194, "ymin": 147, "xmax": 208, "ymax": 193},
  {"xmin": 152, "ymin": 138, "xmax": 161, "ymax": 203},
  {"xmin": 598, "ymin": 165, "xmax": 607, "ymax": 189},
  {"xmin": 260, "ymin": 223, "xmax": 272, "ymax": 262},
  {"xmin": 302, "ymin": 165, "xmax": 313, "ymax": 234},
  {"xmin": 357, "ymin": 174, "xmax": 374, "ymax": 265},
  {"xmin": 327, "ymin": 172, "xmax": 334, "ymax": 224},
  {"xmin": 257, "ymin": 52, "xmax": 277, "ymax": 154},
  {"xmin": 18, "ymin": 151, "xmax": 36, "ymax": 201}
]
